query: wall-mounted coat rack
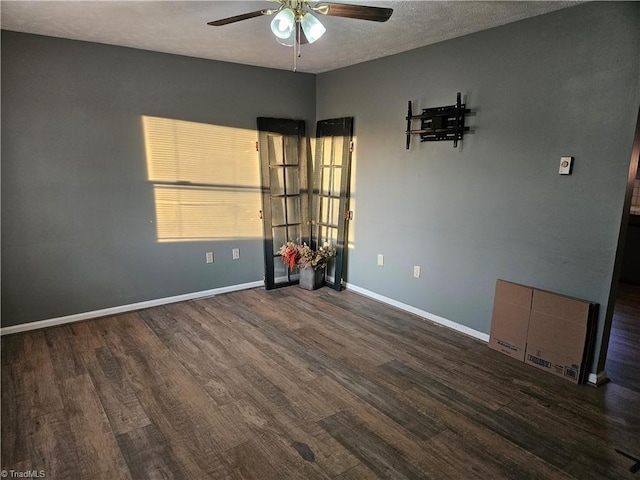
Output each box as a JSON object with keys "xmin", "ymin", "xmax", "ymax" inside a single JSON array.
[{"xmin": 405, "ymin": 92, "xmax": 470, "ymax": 149}]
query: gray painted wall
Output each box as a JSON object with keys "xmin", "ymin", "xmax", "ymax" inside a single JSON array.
[
  {"xmin": 1, "ymin": 31, "xmax": 316, "ymax": 327},
  {"xmin": 316, "ymin": 2, "xmax": 639, "ymax": 374}
]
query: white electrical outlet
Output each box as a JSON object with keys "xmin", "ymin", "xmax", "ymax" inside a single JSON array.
[
  {"xmin": 413, "ymin": 266, "xmax": 421, "ymax": 278},
  {"xmin": 206, "ymin": 252, "xmax": 214, "ymax": 264},
  {"xmin": 559, "ymin": 156, "xmax": 573, "ymax": 175},
  {"xmin": 232, "ymin": 248, "xmax": 240, "ymax": 260},
  {"xmin": 377, "ymin": 254, "xmax": 384, "ymax": 266}
]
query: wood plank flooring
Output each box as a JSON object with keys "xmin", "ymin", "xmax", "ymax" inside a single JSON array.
[
  {"xmin": 607, "ymin": 282, "xmax": 640, "ymax": 393},
  {"xmin": 2, "ymin": 286, "xmax": 640, "ymax": 479}
]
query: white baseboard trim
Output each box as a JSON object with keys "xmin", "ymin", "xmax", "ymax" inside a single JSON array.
[
  {"xmin": 345, "ymin": 283, "xmax": 490, "ymax": 343},
  {"xmin": 0, "ymin": 280, "xmax": 264, "ymax": 336},
  {"xmin": 587, "ymin": 370, "xmax": 609, "ymax": 387}
]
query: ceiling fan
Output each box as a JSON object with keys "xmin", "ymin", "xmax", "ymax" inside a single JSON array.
[{"xmin": 207, "ymin": 0, "xmax": 393, "ymax": 71}]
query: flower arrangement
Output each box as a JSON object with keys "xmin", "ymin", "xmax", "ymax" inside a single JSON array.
[{"xmin": 279, "ymin": 241, "xmax": 336, "ymax": 271}]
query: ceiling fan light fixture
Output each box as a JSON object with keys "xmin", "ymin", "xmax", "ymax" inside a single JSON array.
[
  {"xmin": 270, "ymin": 8, "xmax": 295, "ymax": 39},
  {"xmin": 276, "ymin": 31, "xmax": 295, "ymax": 47},
  {"xmin": 208, "ymin": 1, "xmax": 394, "ymax": 71},
  {"xmin": 300, "ymin": 12, "xmax": 326, "ymax": 44}
]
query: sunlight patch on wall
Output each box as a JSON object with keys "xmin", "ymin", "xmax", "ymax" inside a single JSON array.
[{"xmin": 143, "ymin": 116, "xmax": 261, "ymax": 242}]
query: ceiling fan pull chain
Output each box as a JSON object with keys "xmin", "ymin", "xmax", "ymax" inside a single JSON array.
[
  {"xmin": 297, "ymin": 21, "xmax": 302, "ymax": 59},
  {"xmin": 294, "ymin": 20, "xmax": 300, "ymax": 72},
  {"xmin": 293, "ymin": 28, "xmax": 297, "ymax": 72}
]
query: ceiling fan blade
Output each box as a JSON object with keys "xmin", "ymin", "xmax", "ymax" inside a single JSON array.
[
  {"xmin": 207, "ymin": 10, "xmax": 269, "ymax": 27},
  {"xmin": 319, "ymin": 3, "xmax": 393, "ymax": 22}
]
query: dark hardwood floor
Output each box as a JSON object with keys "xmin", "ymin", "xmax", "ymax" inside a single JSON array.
[
  {"xmin": 606, "ymin": 282, "xmax": 640, "ymax": 393},
  {"xmin": 2, "ymin": 286, "xmax": 640, "ymax": 479}
]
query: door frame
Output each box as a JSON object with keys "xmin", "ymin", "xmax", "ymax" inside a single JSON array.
[{"xmin": 598, "ymin": 107, "xmax": 640, "ymax": 384}]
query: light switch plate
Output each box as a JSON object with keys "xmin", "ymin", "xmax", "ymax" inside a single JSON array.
[{"xmin": 559, "ymin": 156, "xmax": 573, "ymax": 175}]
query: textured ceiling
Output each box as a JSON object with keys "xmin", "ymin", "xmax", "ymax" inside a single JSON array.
[{"xmin": 1, "ymin": 1, "xmax": 580, "ymax": 74}]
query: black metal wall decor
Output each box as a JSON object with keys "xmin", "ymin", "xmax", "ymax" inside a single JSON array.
[{"xmin": 405, "ymin": 92, "xmax": 470, "ymax": 149}]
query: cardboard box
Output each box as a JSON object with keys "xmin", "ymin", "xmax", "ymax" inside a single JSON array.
[
  {"xmin": 488, "ymin": 280, "xmax": 598, "ymax": 384},
  {"xmin": 524, "ymin": 289, "xmax": 597, "ymax": 384},
  {"xmin": 525, "ymin": 345, "xmax": 583, "ymax": 383},
  {"xmin": 527, "ymin": 310, "xmax": 589, "ymax": 361},
  {"xmin": 488, "ymin": 280, "xmax": 533, "ymax": 361},
  {"xmin": 531, "ymin": 290, "xmax": 592, "ymax": 326}
]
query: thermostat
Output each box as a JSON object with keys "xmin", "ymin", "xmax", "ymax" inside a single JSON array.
[{"xmin": 559, "ymin": 156, "xmax": 573, "ymax": 175}]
